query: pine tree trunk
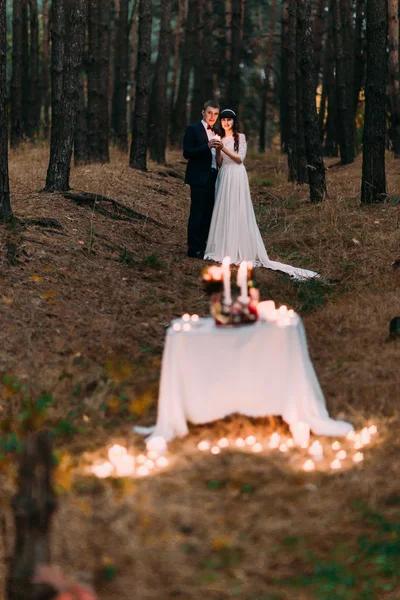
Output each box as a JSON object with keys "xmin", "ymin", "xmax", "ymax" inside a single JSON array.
[
  {"xmin": 170, "ymin": 0, "xmax": 187, "ymax": 113},
  {"xmin": 112, "ymin": 0, "xmax": 129, "ymax": 150},
  {"xmin": 312, "ymin": 0, "xmax": 327, "ymax": 89},
  {"xmin": 148, "ymin": 0, "xmax": 172, "ymax": 164},
  {"xmin": 129, "ymin": 0, "xmax": 138, "ymax": 121},
  {"xmin": 298, "ymin": 0, "xmax": 326, "ymax": 201},
  {"xmin": 201, "ymin": 0, "xmax": 214, "ymax": 100},
  {"xmin": 27, "ymin": 0, "xmax": 39, "ymax": 139},
  {"xmin": 22, "ymin": 0, "xmax": 30, "ymax": 138},
  {"xmin": 259, "ymin": 0, "xmax": 277, "ymax": 152},
  {"xmin": 353, "ymin": 0, "xmax": 366, "ymax": 119},
  {"xmin": 280, "ymin": 0, "xmax": 289, "ymax": 152},
  {"xmin": 0, "ymin": 0, "xmax": 12, "ymax": 223},
  {"xmin": 45, "ymin": 0, "xmax": 87, "ymax": 191},
  {"xmin": 170, "ymin": 0, "xmax": 196, "ymax": 148},
  {"xmin": 74, "ymin": 73, "xmax": 89, "ymax": 164},
  {"xmin": 388, "ymin": 0, "xmax": 400, "ymax": 156},
  {"xmin": 324, "ymin": 14, "xmax": 339, "ymax": 156},
  {"xmin": 361, "ymin": 0, "xmax": 387, "ymax": 203},
  {"xmin": 87, "ymin": 0, "xmax": 111, "ymax": 163},
  {"xmin": 224, "ymin": 0, "xmax": 232, "ymax": 91},
  {"xmin": 40, "ymin": 0, "xmax": 51, "ymax": 138},
  {"xmin": 296, "ymin": 0, "xmax": 307, "ymax": 183},
  {"xmin": 10, "ymin": 0, "xmax": 25, "ymax": 147},
  {"xmin": 228, "ymin": 0, "xmax": 243, "ymax": 111},
  {"xmin": 287, "ymin": 0, "xmax": 297, "ymax": 180},
  {"xmin": 129, "ymin": 0, "xmax": 152, "ymax": 171},
  {"xmin": 190, "ymin": 0, "xmax": 205, "ymax": 122},
  {"xmin": 331, "ymin": 0, "xmax": 354, "ymax": 164}
]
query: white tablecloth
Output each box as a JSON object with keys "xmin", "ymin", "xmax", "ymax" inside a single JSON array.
[{"xmin": 142, "ymin": 317, "xmax": 352, "ymax": 441}]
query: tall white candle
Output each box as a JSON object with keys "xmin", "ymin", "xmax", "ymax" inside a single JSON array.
[
  {"xmin": 237, "ymin": 261, "xmax": 248, "ymax": 303},
  {"xmin": 222, "ymin": 256, "xmax": 232, "ymax": 305}
]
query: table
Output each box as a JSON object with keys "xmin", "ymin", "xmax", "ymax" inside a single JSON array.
[{"xmin": 140, "ymin": 317, "xmax": 352, "ymax": 442}]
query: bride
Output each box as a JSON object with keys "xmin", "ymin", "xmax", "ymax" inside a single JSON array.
[{"xmin": 204, "ymin": 109, "xmax": 318, "ymax": 280}]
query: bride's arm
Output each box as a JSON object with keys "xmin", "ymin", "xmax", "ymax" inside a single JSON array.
[
  {"xmin": 221, "ymin": 134, "xmax": 247, "ymax": 165},
  {"xmin": 216, "ymin": 148, "xmax": 223, "ymax": 166}
]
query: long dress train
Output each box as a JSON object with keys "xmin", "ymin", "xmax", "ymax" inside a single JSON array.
[{"xmin": 204, "ymin": 134, "xmax": 318, "ymax": 280}]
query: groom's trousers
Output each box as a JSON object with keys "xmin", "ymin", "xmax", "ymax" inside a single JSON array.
[{"xmin": 187, "ymin": 170, "xmax": 218, "ymax": 255}]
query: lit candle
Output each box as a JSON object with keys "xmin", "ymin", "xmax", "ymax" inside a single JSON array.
[
  {"xmin": 156, "ymin": 456, "xmax": 169, "ymax": 468},
  {"xmin": 330, "ymin": 459, "xmax": 342, "ymax": 470},
  {"xmin": 222, "ymin": 257, "xmax": 232, "ymax": 305},
  {"xmin": 252, "ymin": 443, "xmax": 263, "ymax": 453},
  {"xmin": 308, "ymin": 441, "xmax": 323, "ymax": 461},
  {"xmin": 91, "ymin": 461, "xmax": 113, "ymax": 478},
  {"xmin": 147, "ymin": 451, "xmax": 158, "ymax": 460},
  {"xmin": 332, "ymin": 441, "xmax": 341, "ymax": 451},
  {"xmin": 183, "ymin": 323, "xmax": 191, "ymax": 331},
  {"xmin": 268, "ymin": 433, "xmax": 280, "ymax": 448},
  {"xmin": 198, "ymin": 441, "xmax": 210, "ymax": 451},
  {"xmin": 256, "ymin": 300, "xmax": 276, "ymax": 321},
  {"xmin": 368, "ymin": 425, "xmax": 377, "ymax": 435},
  {"xmin": 279, "ymin": 443, "xmax": 288, "ymax": 453},
  {"xmin": 360, "ymin": 429, "xmax": 371, "ymax": 445},
  {"xmin": 291, "ymin": 422, "xmax": 310, "ymax": 448},
  {"xmin": 235, "ymin": 438, "xmax": 246, "ymax": 448},
  {"xmin": 245, "ymin": 435, "xmax": 256, "ymax": 446},
  {"xmin": 108, "ymin": 444, "xmax": 127, "ymax": 466},
  {"xmin": 354, "ymin": 440, "xmax": 363, "ymax": 450},
  {"xmin": 237, "ymin": 261, "xmax": 248, "ymax": 303},
  {"xmin": 145, "ymin": 459, "xmax": 155, "ymax": 469},
  {"xmin": 191, "ymin": 314, "xmax": 199, "ymax": 322},
  {"xmin": 182, "ymin": 314, "xmax": 190, "ymax": 322},
  {"xmin": 115, "ymin": 454, "xmax": 135, "ymax": 477},
  {"xmin": 353, "ymin": 452, "xmax": 364, "ymax": 463},
  {"xmin": 278, "ymin": 305, "xmax": 287, "ymax": 315},
  {"xmin": 346, "ymin": 430, "xmax": 356, "ymax": 441},
  {"xmin": 211, "ymin": 446, "xmax": 221, "ymax": 455},
  {"xmin": 336, "ymin": 450, "xmax": 347, "ymax": 460},
  {"xmin": 303, "ymin": 459, "xmax": 315, "ymax": 472},
  {"xmin": 217, "ymin": 438, "xmax": 229, "ymax": 448},
  {"xmin": 286, "ymin": 438, "xmax": 294, "ymax": 448},
  {"xmin": 146, "ymin": 436, "xmax": 167, "ymax": 456},
  {"xmin": 137, "ymin": 454, "xmax": 147, "ymax": 464},
  {"xmin": 173, "ymin": 323, "xmax": 181, "ymax": 331},
  {"xmin": 137, "ymin": 465, "xmax": 149, "ymax": 476}
]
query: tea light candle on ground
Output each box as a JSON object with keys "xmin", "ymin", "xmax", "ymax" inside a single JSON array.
[
  {"xmin": 268, "ymin": 433, "xmax": 280, "ymax": 448},
  {"xmin": 211, "ymin": 446, "xmax": 221, "ymax": 455},
  {"xmin": 252, "ymin": 443, "xmax": 263, "ymax": 453},
  {"xmin": 368, "ymin": 425, "xmax": 377, "ymax": 435},
  {"xmin": 137, "ymin": 465, "xmax": 150, "ymax": 476},
  {"xmin": 279, "ymin": 443, "xmax": 288, "ymax": 453},
  {"xmin": 92, "ymin": 461, "xmax": 113, "ymax": 478},
  {"xmin": 330, "ymin": 459, "xmax": 342, "ymax": 470},
  {"xmin": 146, "ymin": 436, "xmax": 167, "ymax": 455},
  {"xmin": 308, "ymin": 441, "xmax": 323, "ymax": 461},
  {"xmin": 346, "ymin": 430, "xmax": 356, "ymax": 441},
  {"xmin": 332, "ymin": 441, "xmax": 341, "ymax": 451},
  {"xmin": 145, "ymin": 459, "xmax": 155, "ymax": 469},
  {"xmin": 218, "ymin": 438, "xmax": 229, "ymax": 448},
  {"xmin": 235, "ymin": 438, "xmax": 246, "ymax": 448},
  {"xmin": 353, "ymin": 452, "xmax": 364, "ymax": 463},
  {"xmin": 137, "ymin": 454, "xmax": 147, "ymax": 464},
  {"xmin": 115, "ymin": 454, "xmax": 135, "ymax": 477},
  {"xmin": 245, "ymin": 435, "xmax": 256, "ymax": 446},
  {"xmin": 286, "ymin": 438, "xmax": 294, "ymax": 448},
  {"xmin": 303, "ymin": 459, "xmax": 315, "ymax": 472},
  {"xmin": 336, "ymin": 450, "xmax": 347, "ymax": 460},
  {"xmin": 108, "ymin": 444, "xmax": 127, "ymax": 466},
  {"xmin": 198, "ymin": 441, "xmax": 210, "ymax": 451},
  {"xmin": 156, "ymin": 456, "xmax": 169, "ymax": 468}
]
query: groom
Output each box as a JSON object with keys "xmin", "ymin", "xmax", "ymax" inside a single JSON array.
[{"xmin": 183, "ymin": 100, "xmax": 223, "ymax": 258}]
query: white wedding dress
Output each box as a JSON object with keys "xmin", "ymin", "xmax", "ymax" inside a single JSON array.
[{"xmin": 204, "ymin": 134, "xmax": 319, "ymax": 280}]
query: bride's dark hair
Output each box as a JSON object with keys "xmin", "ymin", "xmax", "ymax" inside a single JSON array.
[{"xmin": 219, "ymin": 109, "xmax": 240, "ymax": 153}]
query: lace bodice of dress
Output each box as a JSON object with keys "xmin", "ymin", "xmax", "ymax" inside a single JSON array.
[{"xmin": 221, "ymin": 133, "xmax": 247, "ymax": 165}]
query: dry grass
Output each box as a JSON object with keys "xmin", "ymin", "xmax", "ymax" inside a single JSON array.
[{"xmin": 1, "ymin": 145, "xmax": 400, "ymax": 599}]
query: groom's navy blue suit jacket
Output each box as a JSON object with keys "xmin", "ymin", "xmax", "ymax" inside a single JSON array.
[{"xmin": 183, "ymin": 122, "xmax": 214, "ymax": 186}]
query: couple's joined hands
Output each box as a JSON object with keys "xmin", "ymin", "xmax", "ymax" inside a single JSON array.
[{"xmin": 208, "ymin": 139, "xmax": 223, "ymax": 150}]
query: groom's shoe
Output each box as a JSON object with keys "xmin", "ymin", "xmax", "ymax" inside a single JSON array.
[{"xmin": 187, "ymin": 249, "xmax": 204, "ymax": 259}]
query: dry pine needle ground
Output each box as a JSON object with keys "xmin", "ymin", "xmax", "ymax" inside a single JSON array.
[{"xmin": 1, "ymin": 146, "xmax": 400, "ymax": 599}]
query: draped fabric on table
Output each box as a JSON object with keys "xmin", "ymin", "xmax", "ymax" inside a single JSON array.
[{"xmin": 136, "ymin": 318, "xmax": 352, "ymax": 442}]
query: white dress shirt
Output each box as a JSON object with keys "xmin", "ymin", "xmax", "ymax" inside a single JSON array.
[{"xmin": 202, "ymin": 120, "xmax": 217, "ymax": 170}]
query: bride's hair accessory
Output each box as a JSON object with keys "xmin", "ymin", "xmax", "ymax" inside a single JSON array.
[{"xmin": 220, "ymin": 109, "xmax": 237, "ymax": 119}]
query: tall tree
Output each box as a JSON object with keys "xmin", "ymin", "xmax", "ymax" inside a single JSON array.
[
  {"xmin": 45, "ymin": 0, "xmax": 87, "ymax": 191},
  {"xmin": 190, "ymin": 0, "xmax": 205, "ymax": 122},
  {"xmin": 388, "ymin": 0, "xmax": 400, "ymax": 156},
  {"xmin": 228, "ymin": 0, "xmax": 244, "ymax": 110},
  {"xmin": 353, "ymin": 0, "xmax": 366, "ymax": 121},
  {"xmin": 10, "ymin": 0, "xmax": 25, "ymax": 147},
  {"xmin": 361, "ymin": 0, "xmax": 387, "ymax": 204},
  {"xmin": 298, "ymin": 0, "xmax": 326, "ymax": 201},
  {"xmin": 312, "ymin": 0, "xmax": 327, "ymax": 89},
  {"xmin": 331, "ymin": 0, "xmax": 354, "ymax": 163},
  {"xmin": 280, "ymin": 0, "xmax": 289, "ymax": 152},
  {"xmin": 40, "ymin": 0, "xmax": 51, "ymax": 137},
  {"xmin": 170, "ymin": 0, "xmax": 187, "ymax": 113},
  {"xmin": 112, "ymin": 0, "xmax": 130, "ymax": 150},
  {"xmin": 74, "ymin": 74, "xmax": 89, "ymax": 164},
  {"xmin": 286, "ymin": 0, "xmax": 297, "ymax": 180},
  {"xmin": 87, "ymin": 0, "xmax": 111, "ymax": 163},
  {"xmin": 259, "ymin": 0, "xmax": 277, "ymax": 152},
  {"xmin": 323, "ymin": 12, "xmax": 339, "ymax": 156},
  {"xmin": 170, "ymin": 0, "xmax": 196, "ymax": 147},
  {"xmin": 0, "ymin": 0, "xmax": 12, "ymax": 222},
  {"xmin": 295, "ymin": 0, "xmax": 307, "ymax": 183},
  {"xmin": 148, "ymin": 0, "xmax": 172, "ymax": 164},
  {"xmin": 129, "ymin": 0, "xmax": 152, "ymax": 170}
]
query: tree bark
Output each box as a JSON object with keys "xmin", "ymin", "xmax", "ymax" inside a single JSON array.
[
  {"xmin": 388, "ymin": 0, "xmax": 400, "ymax": 156},
  {"xmin": 10, "ymin": 0, "xmax": 25, "ymax": 147},
  {"xmin": 228, "ymin": 0, "xmax": 244, "ymax": 111},
  {"xmin": 148, "ymin": 0, "xmax": 172, "ymax": 164},
  {"xmin": 353, "ymin": 0, "xmax": 366, "ymax": 121},
  {"xmin": 6, "ymin": 432, "xmax": 57, "ymax": 600},
  {"xmin": 280, "ymin": 0, "xmax": 289, "ymax": 152},
  {"xmin": 190, "ymin": 0, "xmax": 205, "ymax": 122},
  {"xmin": 45, "ymin": 0, "xmax": 87, "ymax": 191},
  {"xmin": 312, "ymin": 0, "xmax": 327, "ymax": 89},
  {"xmin": 361, "ymin": 0, "xmax": 387, "ymax": 203},
  {"xmin": 129, "ymin": 0, "xmax": 152, "ymax": 171},
  {"xmin": 324, "ymin": 12, "xmax": 339, "ymax": 156},
  {"xmin": 129, "ymin": 0, "xmax": 139, "ymax": 122},
  {"xmin": 87, "ymin": 0, "xmax": 111, "ymax": 163},
  {"xmin": 295, "ymin": 0, "xmax": 307, "ymax": 183},
  {"xmin": 298, "ymin": 0, "xmax": 326, "ymax": 201},
  {"xmin": 259, "ymin": 0, "xmax": 277, "ymax": 152},
  {"xmin": 287, "ymin": 0, "xmax": 297, "ymax": 180},
  {"xmin": 27, "ymin": 0, "xmax": 40, "ymax": 139},
  {"xmin": 112, "ymin": 0, "xmax": 130, "ymax": 150},
  {"xmin": 22, "ymin": 0, "xmax": 30, "ymax": 138},
  {"xmin": 170, "ymin": 0, "xmax": 196, "ymax": 148},
  {"xmin": 40, "ymin": 0, "xmax": 51, "ymax": 138},
  {"xmin": 170, "ymin": 0, "xmax": 187, "ymax": 113},
  {"xmin": 0, "ymin": 0, "xmax": 12, "ymax": 222},
  {"xmin": 331, "ymin": 0, "xmax": 354, "ymax": 163},
  {"xmin": 74, "ymin": 73, "xmax": 89, "ymax": 164}
]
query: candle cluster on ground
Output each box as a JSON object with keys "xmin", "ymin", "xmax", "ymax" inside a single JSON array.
[
  {"xmin": 257, "ymin": 300, "xmax": 298, "ymax": 327},
  {"xmin": 172, "ymin": 314, "xmax": 200, "ymax": 332},
  {"xmin": 90, "ymin": 438, "xmax": 170, "ymax": 479},
  {"xmin": 196, "ymin": 423, "xmax": 377, "ymax": 473}
]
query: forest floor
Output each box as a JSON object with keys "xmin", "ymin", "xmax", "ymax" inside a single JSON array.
[{"xmin": 1, "ymin": 145, "xmax": 400, "ymax": 599}]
